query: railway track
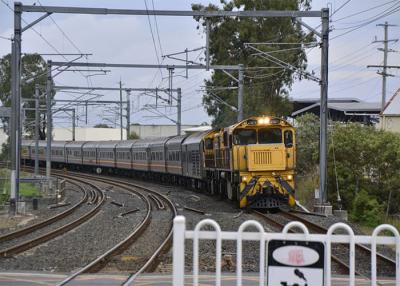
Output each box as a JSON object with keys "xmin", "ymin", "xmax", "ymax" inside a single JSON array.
[
  {"xmin": 279, "ymin": 211, "xmax": 397, "ymax": 277},
  {"xmin": 0, "ymin": 179, "xmax": 105, "ymax": 258},
  {"xmin": 0, "ymin": 180, "xmax": 87, "ymax": 244},
  {"xmin": 51, "ymin": 170, "xmax": 177, "ymax": 286}
]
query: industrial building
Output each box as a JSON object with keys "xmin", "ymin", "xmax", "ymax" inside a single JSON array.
[{"xmin": 379, "ymin": 88, "xmax": 400, "ymax": 133}]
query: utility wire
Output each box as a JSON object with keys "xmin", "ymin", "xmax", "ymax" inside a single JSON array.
[
  {"xmin": 1, "ymin": 0, "xmax": 90, "ymax": 83},
  {"xmin": 333, "ymin": 0, "xmax": 398, "ymax": 23},
  {"xmin": 37, "ymin": 0, "xmax": 83, "ymax": 55},
  {"xmin": 331, "ymin": 4, "xmax": 400, "ymax": 40},
  {"xmin": 0, "ymin": 35, "xmax": 11, "ymax": 41},
  {"xmin": 331, "ymin": 0, "xmax": 352, "ymax": 17}
]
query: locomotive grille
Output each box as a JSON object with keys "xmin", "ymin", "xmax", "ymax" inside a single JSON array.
[{"xmin": 253, "ymin": 151, "xmax": 272, "ymax": 165}]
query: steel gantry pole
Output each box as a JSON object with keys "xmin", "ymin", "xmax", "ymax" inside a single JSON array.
[
  {"xmin": 177, "ymin": 88, "xmax": 182, "ymax": 136},
  {"xmin": 72, "ymin": 108, "xmax": 76, "ymax": 141},
  {"xmin": 126, "ymin": 92, "xmax": 131, "ymax": 138},
  {"xmin": 319, "ymin": 8, "xmax": 330, "ymax": 206},
  {"xmin": 46, "ymin": 61, "xmax": 53, "ymax": 187},
  {"xmin": 34, "ymin": 85, "xmax": 40, "ymax": 176},
  {"xmin": 10, "ymin": 3, "xmax": 22, "ymax": 215},
  {"xmin": 119, "ymin": 80, "xmax": 123, "ymax": 140},
  {"xmin": 237, "ymin": 64, "xmax": 244, "ymax": 122}
]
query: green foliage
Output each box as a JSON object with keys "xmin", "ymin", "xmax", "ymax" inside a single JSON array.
[
  {"xmin": 0, "ymin": 169, "xmax": 40, "ymax": 205},
  {"xmin": 94, "ymin": 124, "xmax": 111, "ymax": 128},
  {"xmin": 192, "ymin": 0, "xmax": 313, "ymax": 127},
  {"xmin": 128, "ymin": 131, "xmax": 140, "ymax": 140},
  {"xmin": 295, "ymin": 113, "xmax": 400, "ymax": 227},
  {"xmin": 0, "ymin": 53, "xmax": 52, "ymax": 140},
  {"xmin": 351, "ymin": 190, "xmax": 383, "ymax": 227},
  {"xmin": 295, "ymin": 113, "xmax": 319, "ymax": 175}
]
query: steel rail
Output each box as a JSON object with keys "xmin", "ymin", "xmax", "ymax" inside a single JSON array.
[
  {"xmin": 55, "ymin": 175, "xmax": 152, "ymax": 285},
  {"xmin": 280, "ymin": 211, "xmax": 397, "ymax": 272},
  {"xmin": 0, "ymin": 178, "xmax": 105, "ymax": 258},
  {"xmin": 50, "ymin": 171, "xmax": 177, "ymax": 286},
  {"xmin": 253, "ymin": 210, "xmax": 364, "ymax": 277},
  {"xmin": 0, "ymin": 180, "xmax": 87, "ymax": 243}
]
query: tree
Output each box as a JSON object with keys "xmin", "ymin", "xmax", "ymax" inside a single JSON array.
[
  {"xmin": 127, "ymin": 131, "xmax": 140, "ymax": 140},
  {"xmin": 295, "ymin": 113, "xmax": 319, "ymax": 175},
  {"xmin": 295, "ymin": 114, "xmax": 400, "ymax": 224},
  {"xmin": 192, "ymin": 0, "xmax": 313, "ymax": 127},
  {"xmin": 93, "ymin": 123, "xmax": 111, "ymax": 128},
  {"xmin": 0, "ymin": 53, "xmax": 52, "ymax": 140}
]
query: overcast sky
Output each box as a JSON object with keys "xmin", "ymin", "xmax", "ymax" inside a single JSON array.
[{"xmin": 1, "ymin": 0, "xmax": 400, "ymax": 130}]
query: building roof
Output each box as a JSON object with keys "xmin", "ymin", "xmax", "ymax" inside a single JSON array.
[
  {"xmin": 291, "ymin": 98, "xmax": 381, "ymax": 117},
  {"xmin": 290, "ymin": 97, "xmax": 361, "ymax": 103},
  {"xmin": 382, "ymin": 88, "xmax": 400, "ymax": 116}
]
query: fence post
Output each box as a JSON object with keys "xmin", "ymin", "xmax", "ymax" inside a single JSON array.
[
  {"xmin": 371, "ymin": 224, "xmax": 400, "ymax": 286},
  {"xmin": 173, "ymin": 216, "xmax": 186, "ymax": 286}
]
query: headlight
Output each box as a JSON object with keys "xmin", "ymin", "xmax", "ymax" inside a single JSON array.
[
  {"xmin": 287, "ymin": 174, "xmax": 293, "ymax": 180},
  {"xmin": 241, "ymin": 176, "xmax": 248, "ymax": 183},
  {"xmin": 258, "ymin": 117, "xmax": 270, "ymax": 124}
]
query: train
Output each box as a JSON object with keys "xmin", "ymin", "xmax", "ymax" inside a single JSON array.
[{"xmin": 21, "ymin": 116, "xmax": 296, "ymax": 209}]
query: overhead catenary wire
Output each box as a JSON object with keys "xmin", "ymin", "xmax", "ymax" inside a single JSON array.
[
  {"xmin": 151, "ymin": 0, "xmax": 164, "ymax": 57},
  {"xmin": 1, "ymin": 0, "xmax": 91, "ymax": 84},
  {"xmin": 144, "ymin": 0, "xmax": 163, "ymax": 78}
]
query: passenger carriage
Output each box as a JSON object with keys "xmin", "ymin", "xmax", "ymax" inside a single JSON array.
[
  {"xmin": 115, "ymin": 140, "xmax": 137, "ymax": 170},
  {"xmin": 96, "ymin": 141, "xmax": 118, "ymax": 169}
]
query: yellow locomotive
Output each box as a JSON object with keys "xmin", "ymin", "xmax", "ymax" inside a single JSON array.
[{"xmin": 203, "ymin": 116, "xmax": 296, "ymax": 209}]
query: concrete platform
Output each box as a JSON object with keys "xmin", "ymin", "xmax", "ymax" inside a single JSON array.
[{"xmin": 0, "ymin": 272, "xmax": 395, "ymax": 285}]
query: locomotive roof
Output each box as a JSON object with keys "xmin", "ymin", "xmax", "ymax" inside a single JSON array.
[
  {"xmin": 182, "ymin": 131, "xmax": 210, "ymax": 145},
  {"xmin": 230, "ymin": 116, "xmax": 293, "ymax": 130}
]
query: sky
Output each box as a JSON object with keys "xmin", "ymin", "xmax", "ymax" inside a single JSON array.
[{"xmin": 1, "ymin": 0, "xmax": 400, "ymax": 131}]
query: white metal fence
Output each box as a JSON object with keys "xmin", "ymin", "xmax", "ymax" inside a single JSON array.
[{"xmin": 172, "ymin": 215, "xmax": 400, "ymax": 286}]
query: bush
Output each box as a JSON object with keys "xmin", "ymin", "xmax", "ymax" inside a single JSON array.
[
  {"xmin": 351, "ymin": 190, "xmax": 384, "ymax": 227},
  {"xmin": 295, "ymin": 113, "xmax": 400, "ymax": 227}
]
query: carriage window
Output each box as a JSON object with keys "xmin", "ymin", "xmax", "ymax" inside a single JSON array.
[
  {"xmin": 284, "ymin": 130, "xmax": 293, "ymax": 148},
  {"xmin": 233, "ymin": 129, "xmax": 257, "ymax": 145},
  {"xmin": 258, "ymin": 128, "xmax": 282, "ymax": 144}
]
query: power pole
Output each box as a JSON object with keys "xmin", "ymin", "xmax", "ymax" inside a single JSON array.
[
  {"xmin": 119, "ymin": 80, "xmax": 123, "ymax": 140},
  {"xmin": 367, "ymin": 22, "xmax": 398, "ymax": 112}
]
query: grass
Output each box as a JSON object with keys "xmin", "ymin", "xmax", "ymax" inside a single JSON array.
[
  {"xmin": 295, "ymin": 174, "xmax": 318, "ymax": 210},
  {"xmin": 0, "ymin": 168, "xmax": 40, "ymax": 204}
]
